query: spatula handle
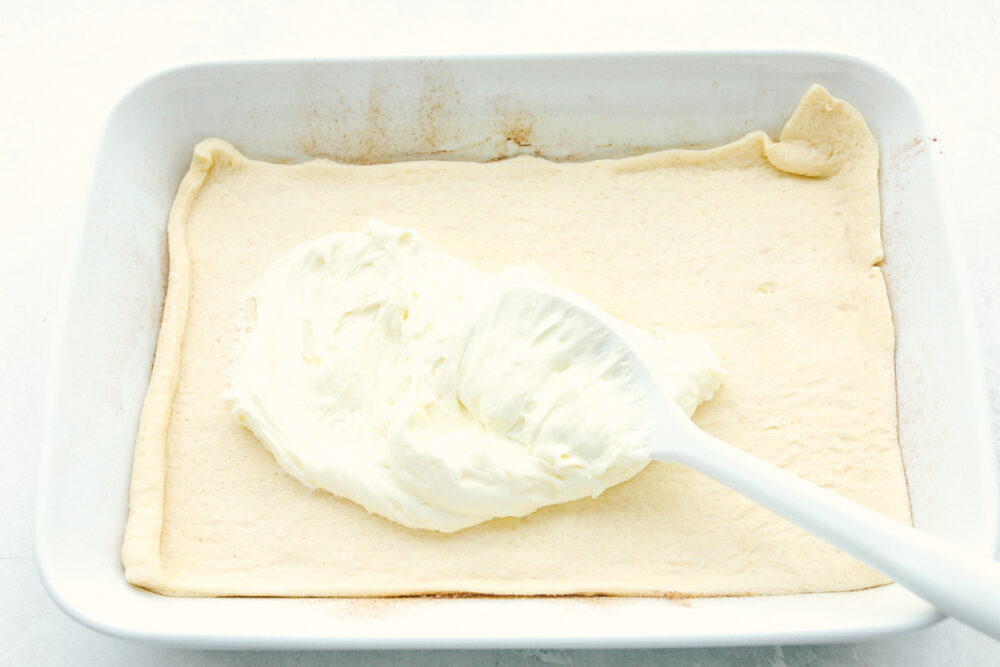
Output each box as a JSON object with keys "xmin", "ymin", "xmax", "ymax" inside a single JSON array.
[{"xmin": 670, "ymin": 429, "xmax": 1000, "ymax": 639}]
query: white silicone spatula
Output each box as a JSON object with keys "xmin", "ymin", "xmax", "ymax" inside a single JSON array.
[{"xmin": 503, "ymin": 287, "xmax": 1000, "ymax": 639}]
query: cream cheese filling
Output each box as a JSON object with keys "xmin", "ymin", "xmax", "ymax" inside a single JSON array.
[{"xmin": 227, "ymin": 220, "xmax": 722, "ymax": 532}]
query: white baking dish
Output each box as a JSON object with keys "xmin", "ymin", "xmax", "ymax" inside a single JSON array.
[{"xmin": 37, "ymin": 52, "xmax": 998, "ymax": 648}]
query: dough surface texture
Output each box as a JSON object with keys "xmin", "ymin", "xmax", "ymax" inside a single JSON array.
[{"xmin": 122, "ymin": 85, "xmax": 910, "ymax": 597}]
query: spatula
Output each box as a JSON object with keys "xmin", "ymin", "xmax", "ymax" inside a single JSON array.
[{"xmin": 498, "ymin": 287, "xmax": 1000, "ymax": 639}]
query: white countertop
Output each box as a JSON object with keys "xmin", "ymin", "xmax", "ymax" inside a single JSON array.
[{"xmin": 3, "ymin": 0, "xmax": 998, "ymax": 664}]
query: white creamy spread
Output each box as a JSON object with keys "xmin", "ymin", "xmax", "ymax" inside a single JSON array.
[{"xmin": 227, "ymin": 220, "xmax": 722, "ymax": 532}]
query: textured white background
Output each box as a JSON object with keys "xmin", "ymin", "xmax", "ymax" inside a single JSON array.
[{"xmin": 3, "ymin": 0, "xmax": 999, "ymax": 664}]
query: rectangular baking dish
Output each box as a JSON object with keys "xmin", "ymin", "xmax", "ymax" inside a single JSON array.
[{"xmin": 37, "ymin": 52, "xmax": 998, "ymax": 648}]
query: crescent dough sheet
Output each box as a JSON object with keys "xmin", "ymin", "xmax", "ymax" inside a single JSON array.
[{"xmin": 122, "ymin": 85, "xmax": 911, "ymax": 597}]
